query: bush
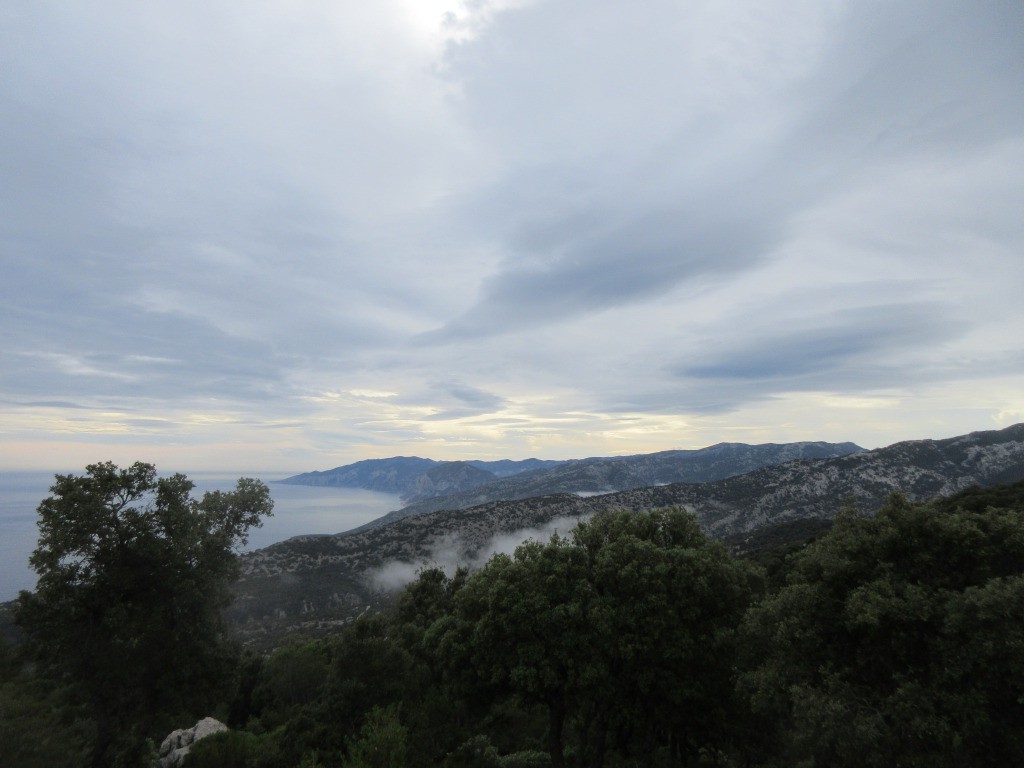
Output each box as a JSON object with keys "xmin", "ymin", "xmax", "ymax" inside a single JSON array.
[
  {"xmin": 498, "ymin": 750, "xmax": 550, "ymax": 768},
  {"xmin": 184, "ymin": 730, "xmax": 270, "ymax": 768}
]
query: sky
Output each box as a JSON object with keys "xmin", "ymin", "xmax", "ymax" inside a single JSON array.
[{"xmin": 2, "ymin": 0, "xmax": 1023, "ymax": 473}]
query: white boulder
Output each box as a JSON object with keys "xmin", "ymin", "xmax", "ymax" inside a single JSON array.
[{"xmin": 157, "ymin": 717, "xmax": 228, "ymax": 768}]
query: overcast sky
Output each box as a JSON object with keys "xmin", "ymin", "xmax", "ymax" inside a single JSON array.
[{"xmin": 2, "ymin": 0, "xmax": 1022, "ymax": 472}]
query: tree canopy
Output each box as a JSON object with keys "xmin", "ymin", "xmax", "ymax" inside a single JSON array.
[
  {"xmin": 741, "ymin": 492, "xmax": 1024, "ymax": 767},
  {"xmin": 432, "ymin": 508, "xmax": 758, "ymax": 767},
  {"xmin": 8, "ymin": 477, "xmax": 1024, "ymax": 767},
  {"xmin": 15, "ymin": 461, "xmax": 273, "ymax": 767}
]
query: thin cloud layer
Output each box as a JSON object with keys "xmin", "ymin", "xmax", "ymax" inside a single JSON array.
[{"xmin": 1, "ymin": 0, "xmax": 1023, "ymax": 470}]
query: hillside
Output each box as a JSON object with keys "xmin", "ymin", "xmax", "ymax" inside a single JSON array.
[
  {"xmin": 364, "ymin": 440, "xmax": 864, "ymax": 527},
  {"xmin": 279, "ymin": 456, "xmax": 563, "ymax": 499},
  {"xmin": 307, "ymin": 440, "xmax": 863, "ymax": 535},
  {"xmin": 230, "ymin": 423, "xmax": 1024, "ymax": 642}
]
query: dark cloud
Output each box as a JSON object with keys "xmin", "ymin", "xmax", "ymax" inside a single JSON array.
[
  {"xmin": 9, "ymin": 401, "xmax": 93, "ymax": 410},
  {"xmin": 423, "ymin": 201, "xmax": 779, "ymax": 339},
  {"xmin": 418, "ymin": 381, "xmax": 507, "ymax": 420},
  {"xmin": 680, "ymin": 304, "xmax": 958, "ymax": 382}
]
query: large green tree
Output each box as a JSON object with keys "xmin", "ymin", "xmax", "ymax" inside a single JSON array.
[
  {"xmin": 741, "ymin": 492, "xmax": 1024, "ymax": 767},
  {"xmin": 16, "ymin": 461, "xmax": 273, "ymax": 768},
  {"xmin": 434, "ymin": 508, "xmax": 757, "ymax": 767},
  {"xmin": 571, "ymin": 509, "xmax": 758, "ymax": 765}
]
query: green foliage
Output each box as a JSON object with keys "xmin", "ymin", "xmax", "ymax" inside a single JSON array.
[
  {"xmin": 256, "ymin": 640, "xmax": 332, "ymax": 713},
  {"xmin": 344, "ymin": 704, "xmax": 408, "ymax": 768},
  {"xmin": 15, "ymin": 467, "xmax": 1019, "ymax": 768},
  {"xmin": 14, "ymin": 461, "xmax": 273, "ymax": 768},
  {"xmin": 571, "ymin": 509, "xmax": 759, "ymax": 757},
  {"xmin": 497, "ymin": 751, "xmax": 550, "ymax": 768},
  {"xmin": 741, "ymin": 492, "xmax": 1024, "ymax": 766},
  {"xmin": 932, "ymin": 478, "xmax": 1024, "ymax": 514},
  {"xmin": 183, "ymin": 730, "xmax": 263, "ymax": 767},
  {"xmin": 326, "ymin": 615, "xmax": 415, "ymax": 732},
  {"xmin": 443, "ymin": 735, "xmax": 552, "ymax": 768},
  {"xmin": 396, "ymin": 565, "xmax": 469, "ymax": 631},
  {"xmin": 182, "ymin": 728, "xmax": 297, "ymax": 768},
  {"xmin": 435, "ymin": 508, "xmax": 758, "ymax": 767},
  {"xmin": 728, "ymin": 516, "xmax": 835, "ymax": 590},
  {"xmin": 0, "ymin": 641, "xmax": 93, "ymax": 768},
  {"xmin": 443, "ymin": 735, "xmax": 501, "ymax": 768}
]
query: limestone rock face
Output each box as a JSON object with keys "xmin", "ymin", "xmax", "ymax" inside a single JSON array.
[
  {"xmin": 157, "ymin": 717, "xmax": 228, "ymax": 768},
  {"xmin": 406, "ymin": 461, "xmax": 496, "ymax": 502}
]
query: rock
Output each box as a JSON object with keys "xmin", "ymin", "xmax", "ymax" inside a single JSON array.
[{"xmin": 157, "ymin": 717, "xmax": 228, "ymax": 768}]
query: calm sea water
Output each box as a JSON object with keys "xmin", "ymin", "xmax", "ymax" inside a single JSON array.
[{"xmin": 0, "ymin": 471, "xmax": 402, "ymax": 602}]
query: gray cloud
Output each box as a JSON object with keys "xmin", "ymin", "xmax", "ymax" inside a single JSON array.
[
  {"xmin": 680, "ymin": 304, "xmax": 958, "ymax": 382},
  {"xmin": 418, "ymin": 380, "xmax": 508, "ymax": 420},
  {"xmin": 367, "ymin": 514, "xmax": 588, "ymax": 591},
  {"xmin": 8, "ymin": 400, "xmax": 94, "ymax": 410},
  {"xmin": 423, "ymin": 201, "xmax": 780, "ymax": 339},
  {"xmin": 423, "ymin": 0, "xmax": 1024, "ymax": 341},
  {"xmin": 1, "ymin": 0, "xmax": 1022, "ymax": 468}
]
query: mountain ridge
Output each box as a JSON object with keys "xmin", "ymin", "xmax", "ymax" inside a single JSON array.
[
  {"xmin": 353, "ymin": 440, "xmax": 865, "ymax": 530},
  {"xmin": 278, "ymin": 456, "xmax": 564, "ymax": 498},
  {"xmin": 230, "ymin": 424, "xmax": 1024, "ymax": 643},
  {"xmin": 282, "ymin": 440, "xmax": 865, "ymax": 531}
]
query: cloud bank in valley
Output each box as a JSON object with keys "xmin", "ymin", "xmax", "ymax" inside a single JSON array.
[{"xmin": 368, "ymin": 515, "xmax": 590, "ymax": 591}]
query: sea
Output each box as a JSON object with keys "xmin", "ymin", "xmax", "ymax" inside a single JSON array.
[{"xmin": 0, "ymin": 470, "xmax": 403, "ymax": 602}]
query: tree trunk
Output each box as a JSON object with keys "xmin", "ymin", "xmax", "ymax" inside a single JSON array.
[
  {"xmin": 592, "ymin": 709, "xmax": 609, "ymax": 768},
  {"xmin": 90, "ymin": 708, "xmax": 115, "ymax": 768},
  {"xmin": 548, "ymin": 695, "xmax": 567, "ymax": 768}
]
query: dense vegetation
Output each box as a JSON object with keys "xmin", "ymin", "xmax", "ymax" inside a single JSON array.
[
  {"xmin": 1, "ymin": 473, "xmax": 1023, "ymax": 766},
  {"xmin": 6, "ymin": 462, "xmax": 274, "ymax": 768}
]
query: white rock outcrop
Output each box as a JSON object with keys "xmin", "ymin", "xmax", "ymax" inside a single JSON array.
[{"xmin": 157, "ymin": 717, "xmax": 228, "ymax": 768}]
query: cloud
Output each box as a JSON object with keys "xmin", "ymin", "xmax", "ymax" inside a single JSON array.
[
  {"xmin": 9, "ymin": 400, "xmax": 93, "ymax": 410},
  {"xmin": 421, "ymin": 0, "xmax": 1024, "ymax": 342},
  {"xmin": 679, "ymin": 303, "xmax": 959, "ymax": 382},
  {"xmin": 419, "ymin": 380, "xmax": 507, "ymax": 419},
  {"xmin": 1, "ymin": 0, "xmax": 1023, "ymax": 470},
  {"xmin": 422, "ymin": 203, "xmax": 778, "ymax": 339},
  {"xmin": 366, "ymin": 514, "xmax": 588, "ymax": 591}
]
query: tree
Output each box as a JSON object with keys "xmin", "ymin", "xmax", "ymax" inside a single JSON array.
[
  {"xmin": 439, "ymin": 535, "xmax": 590, "ymax": 767},
  {"xmin": 15, "ymin": 461, "xmax": 273, "ymax": 768},
  {"xmin": 435, "ymin": 509, "xmax": 758, "ymax": 768},
  {"xmin": 741, "ymin": 492, "xmax": 1024, "ymax": 767},
  {"xmin": 344, "ymin": 704, "xmax": 408, "ymax": 768},
  {"xmin": 571, "ymin": 509, "xmax": 758, "ymax": 765}
]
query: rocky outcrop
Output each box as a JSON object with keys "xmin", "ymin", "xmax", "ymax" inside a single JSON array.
[
  {"xmin": 157, "ymin": 717, "xmax": 228, "ymax": 768},
  {"xmin": 406, "ymin": 461, "xmax": 496, "ymax": 502}
]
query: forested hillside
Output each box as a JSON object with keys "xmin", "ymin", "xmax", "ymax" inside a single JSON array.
[{"xmin": 3, "ymin": 481, "xmax": 1024, "ymax": 766}]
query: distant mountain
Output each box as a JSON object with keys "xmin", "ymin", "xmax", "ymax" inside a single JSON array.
[
  {"xmin": 405, "ymin": 461, "xmax": 495, "ymax": 502},
  {"xmin": 465, "ymin": 459, "xmax": 565, "ymax": 478},
  {"xmin": 356, "ymin": 441, "xmax": 865, "ymax": 530},
  {"xmin": 279, "ymin": 456, "xmax": 438, "ymax": 495},
  {"xmin": 279, "ymin": 443, "xmax": 862, "ymax": 510},
  {"xmin": 280, "ymin": 456, "xmax": 564, "ymax": 499},
  {"xmin": 231, "ymin": 424, "xmax": 1024, "ymax": 643}
]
